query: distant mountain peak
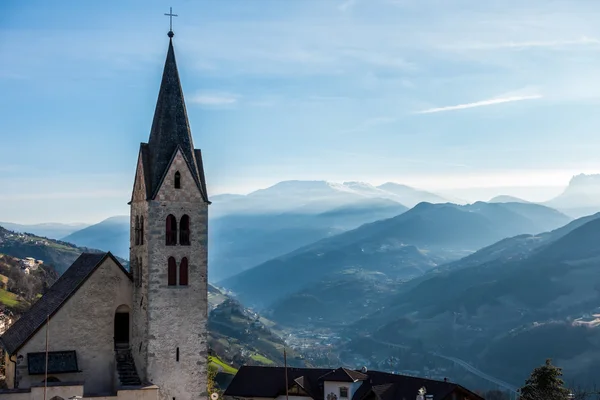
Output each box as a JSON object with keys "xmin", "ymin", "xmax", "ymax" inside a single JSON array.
[
  {"xmin": 568, "ymin": 173, "xmax": 600, "ymax": 186},
  {"xmin": 489, "ymin": 195, "xmax": 531, "ymax": 204},
  {"xmin": 545, "ymin": 173, "xmax": 600, "ymax": 215}
]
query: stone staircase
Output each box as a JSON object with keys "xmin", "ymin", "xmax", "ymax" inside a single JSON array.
[{"xmin": 115, "ymin": 343, "xmax": 142, "ymax": 386}]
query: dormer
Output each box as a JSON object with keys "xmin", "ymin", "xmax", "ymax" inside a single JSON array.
[{"xmin": 320, "ymin": 368, "xmax": 368, "ymax": 400}]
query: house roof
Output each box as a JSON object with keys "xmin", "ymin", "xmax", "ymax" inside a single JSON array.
[
  {"xmin": 139, "ymin": 36, "xmax": 208, "ymax": 203},
  {"xmin": 224, "ymin": 366, "xmax": 484, "ymax": 400},
  {"xmin": 0, "ymin": 252, "xmax": 131, "ymax": 355},
  {"xmin": 319, "ymin": 367, "xmax": 368, "ymax": 383},
  {"xmin": 225, "ymin": 366, "xmax": 332, "ymax": 399}
]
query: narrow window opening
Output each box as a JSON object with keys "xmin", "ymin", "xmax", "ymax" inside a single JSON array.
[
  {"xmin": 166, "ymin": 214, "xmax": 177, "ymax": 245},
  {"xmin": 140, "ymin": 216, "xmax": 144, "ymax": 245},
  {"xmin": 179, "ymin": 257, "xmax": 189, "ymax": 286},
  {"xmin": 176, "ymin": 347, "xmax": 179, "ymax": 362},
  {"xmin": 174, "ymin": 171, "xmax": 181, "ymax": 189},
  {"xmin": 135, "ymin": 216, "xmax": 140, "ymax": 246},
  {"xmin": 168, "ymin": 257, "xmax": 177, "ymax": 286},
  {"xmin": 136, "ymin": 257, "xmax": 142, "ymax": 287},
  {"xmin": 139, "ymin": 342, "xmax": 142, "ymax": 353},
  {"xmin": 180, "ymin": 215, "xmax": 190, "ymax": 246}
]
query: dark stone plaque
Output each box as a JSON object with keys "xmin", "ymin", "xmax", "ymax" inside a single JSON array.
[{"xmin": 27, "ymin": 351, "xmax": 79, "ymax": 375}]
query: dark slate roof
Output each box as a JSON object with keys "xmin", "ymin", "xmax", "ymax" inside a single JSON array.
[
  {"xmin": 141, "ymin": 37, "xmax": 209, "ymax": 202},
  {"xmin": 319, "ymin": 367, "xmax": 368, "ymax": 383},
  {"xmin": 0, "ymin": 252, "xmax": 131, "ymax": 355},
  {"xmin": 224, "ymin": 366, "xmax": 484, "ymax": 400},
  {"xmin": 225, "ymin": 366, "xmax": 332, "ymax": 399}
]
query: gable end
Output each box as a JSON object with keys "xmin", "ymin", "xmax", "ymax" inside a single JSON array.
[{"xmin": 0, "ymin": 252, "xmax": 131, "ymax": 355}]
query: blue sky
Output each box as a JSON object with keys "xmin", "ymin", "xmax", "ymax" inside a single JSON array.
[{"xmin": 2, "ymin": 0, "xmax": 600, "ymax": 223}]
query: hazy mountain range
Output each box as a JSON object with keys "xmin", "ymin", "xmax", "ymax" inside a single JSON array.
[
  {"xmin": 5, "ymin": 175, "xmax": 600, "ymax": 387},
  {"xmin": 222, "ymin": 201, "xmax": 571, "ymax": 311},
  {"xmin": 339, "ymin": 212, "xmax": 600, "ymax": 387},
  {"xmin": 7, "ymin": 175, "xmax": 600, "ymax": 277},
  {"xmin": 0, "ymin": 222, "xmax": 89, "ymax": 240}
]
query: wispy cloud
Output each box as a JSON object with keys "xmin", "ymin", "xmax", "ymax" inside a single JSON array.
[
  {"xmin": 415, "ymin": 94, "xmax": 542, "ymax": 114},
  {"xmin": 450, "ymin": 36, "xmax": 600, "ymax": 51},
  {"xmin": 189, "ymin": 92, "xmax": 240, "ymax": 107}
]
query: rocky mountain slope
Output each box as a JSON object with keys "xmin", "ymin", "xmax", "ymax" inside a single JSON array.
[{"xmin": 544, "ymin": 173, "xmax": 600, "ymax": 218}]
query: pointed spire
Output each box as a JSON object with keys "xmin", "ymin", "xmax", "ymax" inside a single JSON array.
[{"xmin": 145, "ymin": 36, "xmax": 208, "ymax": 201}]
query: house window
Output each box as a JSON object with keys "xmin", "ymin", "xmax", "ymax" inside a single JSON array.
[
  {"xmin": 166, "ymin": 214, "xmax": 177, "ymax": 245},
  {"xmin": 339, "ymin": 387, "xmax": 349, "ymax": 398},
  {"xmin": 174, "ymin": 171, "xmax": 181, "ymax": 189},
  {"xmin": 179, "ymin": 257, "xmax": 189, "ymax": 286},
  {"xmin": 168, "ymin": 257, "xmax": 177, "ymax": 286},
  {"xmin": 180, "ymin": 215, "xmax": 190, "ymax": 245}
]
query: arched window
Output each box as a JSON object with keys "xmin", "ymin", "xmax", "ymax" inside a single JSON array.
[
  {"xmin": 140, "ymin": 216, "xmax": 144, "ymax": 245},
  {"xmin": 166, "ymin": 214, "xmax": 177, "ymax": 245},
  {"xmin": 174, "ymin": 171, "xmax": 181, "ymax": 189},
  {"xmin": 180, "ymin": 215, "xmax": 190, "ymax": 246},
  {"xmin": 168, "ymin": 257, "xmax": 177, "ymax": 286},
  {"xmin": 135, "ymin": 216, "xmax": 140, "ymax": 245},
  {"xmin": 179, "ymin": 257, "xmax": 189, "ymax": 286}
]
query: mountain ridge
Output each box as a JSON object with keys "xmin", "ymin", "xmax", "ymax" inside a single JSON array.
[{"xmin": 221, "ymin": 201, "xmax": 571, "ymax": 311}]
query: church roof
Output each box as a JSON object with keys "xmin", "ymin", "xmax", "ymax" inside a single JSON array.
[
  {"xmin": 0, "ymin": 252, "xmax": 130, "ymax": 355},
  {"xmin": 142, "ymin": 36, "xmax": 209, "ymax": 202}
]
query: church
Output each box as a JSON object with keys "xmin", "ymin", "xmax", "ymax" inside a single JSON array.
[{"xmin": 0, "ymin": 26, "xmax": 209, "ymax": 400}]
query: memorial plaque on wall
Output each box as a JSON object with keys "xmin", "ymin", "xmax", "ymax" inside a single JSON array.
[{"xmin": 27, "ymin": 351, "xmax": 79, "ymax": 375}]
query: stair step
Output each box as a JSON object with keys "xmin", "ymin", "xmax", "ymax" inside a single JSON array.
[{"xmin": 115, "ymin": 347, "xmax": 142, "ymax": 387}]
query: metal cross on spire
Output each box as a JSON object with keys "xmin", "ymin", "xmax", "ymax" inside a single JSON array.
[{"xmin": 164, "ymin": 7, "xmax": 178, "ymax": 37}]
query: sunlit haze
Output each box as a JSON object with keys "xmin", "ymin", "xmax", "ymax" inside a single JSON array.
[{"xmin": 2, "ymin": 0, "xmax": 600, "ymax": 223}]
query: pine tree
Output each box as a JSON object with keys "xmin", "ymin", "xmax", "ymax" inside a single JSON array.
[{"xmin": 519, "ymin": 359, "xmax": 571, "ymax": 400}]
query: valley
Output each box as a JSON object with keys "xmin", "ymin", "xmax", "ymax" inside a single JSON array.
[{"xmin": 6, "ymin": 175, "xmax": 600, "ymax": 392}]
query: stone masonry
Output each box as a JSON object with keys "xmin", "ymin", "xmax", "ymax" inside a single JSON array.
[
  {"xmin": 130, "ymin": 149, "xmax": 208, "ymax": 400},
  {"xmin": 11, "ymin": 257, "xmax": 133, "ymax": 394}
]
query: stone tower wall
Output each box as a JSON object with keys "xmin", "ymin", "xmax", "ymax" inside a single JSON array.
[
  {"xmin": 144, "ymin": 150, "xmax": 208, "ymax": 400},
  {"xmin": 131, "ymin": 153, "xmax": 150, "ymax": 381}
]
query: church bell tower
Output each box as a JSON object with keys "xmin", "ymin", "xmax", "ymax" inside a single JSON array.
[{"xmin": 129, "ymin": 24, "xmax": 210, "ymax": 400}]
